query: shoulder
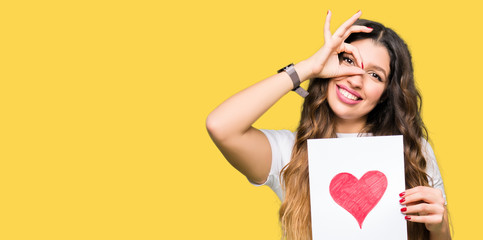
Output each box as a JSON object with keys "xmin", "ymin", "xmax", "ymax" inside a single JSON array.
[
  {"xmin": 259, "ymin": 129, "xmax": 296, "ymax": 169},
  {"xmin": 420, "ymin": 137, "xmax": 447, "ymax": 203},
  {"xmin": 259, "ymin": 129, "xmax": 296, "ymax": 145},
  {"xmin": 420, "ymin": 138, "xmax": 439, "ymax": 174},
  {"xmin": 255, "ymin": 129, "xmax": 296, "ymax": 200},
  {"xmin": 421, "ymin": 138, "xmax": 434, "ymax": 157},
  {"xmin": 419, "ymin": 137, "xmax": 438, "ymax": 174}
]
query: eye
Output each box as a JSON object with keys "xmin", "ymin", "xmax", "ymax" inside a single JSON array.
[
  {"xmin": 343, "ymin": 56, "xmax": 355, "ymax": 65},
  {"xmin": 369, "ymin": 72, "xmax": 383, "ymax": 82}
]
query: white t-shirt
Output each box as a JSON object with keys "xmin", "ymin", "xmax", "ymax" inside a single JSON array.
[{"xmin": 251, "ymin": 129, "xmax": 447, "ymax": 204}]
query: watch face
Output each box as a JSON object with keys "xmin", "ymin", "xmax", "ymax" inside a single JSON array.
[
  {"xmin": 285, "ymin": 64, "xmax": 295, "ymax": 74},
  {"xmin": 278, "ymin": 63, "xmax": 294, "ymax": 73}
]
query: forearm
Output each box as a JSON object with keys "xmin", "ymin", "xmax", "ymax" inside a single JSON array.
[
  {"xmin": 429, "ymin": 224, "xmax": 451, "ymax": 240},
  {"xmin": 429, "ymin": 207, "xmax": 451, "ymax": 240},
  {"xmin": 206, "ymin": 61, "xmax": 313, "ymax": 140}
]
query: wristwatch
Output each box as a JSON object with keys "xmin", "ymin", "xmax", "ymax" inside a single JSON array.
[{"xmin": 277, "ymin": 63, "xmax": 309, "ymax": 98}]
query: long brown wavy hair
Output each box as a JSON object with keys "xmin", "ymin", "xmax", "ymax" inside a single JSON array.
[{"xmin": 279, "ymin": 19, "xmax": 431, "ymax": 240}]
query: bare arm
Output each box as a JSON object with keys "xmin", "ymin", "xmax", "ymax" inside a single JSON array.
[
  {"xmin": 429, "ymin": 207, "xmax": 451, "ymax": 240},
  {"xmin": 206, "ymin": 61, "xmax": 313, "ymax": 184},
  {"xmin": 206, "ymin": 10, "xmax": 371, "ymax": 184}
]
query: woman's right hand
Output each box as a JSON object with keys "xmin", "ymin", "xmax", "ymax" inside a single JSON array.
[{"xmin": 304, "ymin": 10, "xmax": 373, "ymax": 80}]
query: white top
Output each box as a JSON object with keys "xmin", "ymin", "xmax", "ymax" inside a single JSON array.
[{"xmin": 251, "ymin": 129, "xmax": 446, "ymax": 204}]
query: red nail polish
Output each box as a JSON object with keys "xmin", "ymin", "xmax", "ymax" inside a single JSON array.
[
  {"xmin": 405, "ymin": 216, "xmax": 411, "ymax": 220},
  {"xmin": 399, "ymin": 198, "xmax": 405, "ymax": 203},
  {"xmin": 400, "ymin": 207, "xmax": 407, "ymax": 212},
  {"xmin": 367, "ymin": 27, "xmax": 373, "ymax": 30},
  {"xmin": 399, "ymin": 192, "xmax": 405, "ymax": 197},
  {"xmin": 361, "ymin": 62, "xmax": 364, "ymax": 69},
  {"xmin": 327, "ymin": 10, "xmax": 329, "ymax": 15}
]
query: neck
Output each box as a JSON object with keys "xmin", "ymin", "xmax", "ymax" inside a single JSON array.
[{"xmin": 335, "ymin": 116, "xmax": 367, "ymax": 134}]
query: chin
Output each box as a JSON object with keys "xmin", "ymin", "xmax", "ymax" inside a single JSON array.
[{"xmin": 330, "ymin": 105, "xmax": 369, "ymax": 123}]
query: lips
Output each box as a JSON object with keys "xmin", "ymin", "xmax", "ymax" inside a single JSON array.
[{"xmin": 336, "ymin": 84, "xmax": 362, "ymax": 104}]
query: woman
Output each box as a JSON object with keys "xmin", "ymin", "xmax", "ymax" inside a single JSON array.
[{"xmin": 206, "ymin": 10, "xmax": 450, "ymax": 240}]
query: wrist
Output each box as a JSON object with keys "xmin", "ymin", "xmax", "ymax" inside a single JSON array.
[
  {"xmin": 426, "ymin": 222, "xmax": 443, "ymax": 232},
  {"xmin": 426, "ymin": 215, "xmax": 451, "ymax": 239},
  {"xmin": 278, "ymin": 63, "xmax": 309, "ymax": 98},
  {"xmin": 294, "ymin": 60, "xmax": 315, "ymax": 82}
]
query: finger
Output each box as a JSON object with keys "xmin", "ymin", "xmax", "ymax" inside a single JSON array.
[
  {"xmin": 401, "ymin": 186, "xmax": 443, "ymax": 204},
  {"xmin": 403, "ymin": 203, "xmax": 444, "ymax": 216},
  {"xmin": 333, "ymin": 10, "xmax": 362, "ymax": 40},
  {"xmin": 336, "ymin": 65, "xmax": 365, "ymax": 77},
  {"xmin": 402, "ymin": 192, "xmax": 444, "ymax": 206},
  {"xmin": 404, "ymin": 214, "xmax": 444, "ymax": 225},
  {"xmin": 340, "ymin": 43, "xmax": 363, "ymax": 69},
  {"xmin": 404, "ymin": 186, "xmax": 434, "ymax": 196},
  {"xmin": 401, "ymin": 187, "xmax": 444, "ymax": 205},
  {"xmin": 341, "ymin": 25, "xmax": 373, "ymax": 40},
  {"xmin": 324, "ymin": 10, "xmax": 332, "ymax": 42}
]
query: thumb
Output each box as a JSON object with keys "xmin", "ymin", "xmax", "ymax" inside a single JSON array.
[{"xmin": 337, "ymin": 66, "xmax": 365, "ymax": 77}]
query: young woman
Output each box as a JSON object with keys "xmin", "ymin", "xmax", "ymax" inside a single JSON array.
[{"xmin": 206, "ymin": 10, "xmax": 450, "ymax": 240}]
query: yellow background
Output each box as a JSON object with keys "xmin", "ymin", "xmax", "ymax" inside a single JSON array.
[{"xmin": 0, "ymin": 0, "xmax": 479, "ymax": 239}]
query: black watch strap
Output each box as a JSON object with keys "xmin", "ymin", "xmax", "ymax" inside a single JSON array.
[{"xmin": 277, "ymin": 63, "xmax": 309, "ymax": 98}]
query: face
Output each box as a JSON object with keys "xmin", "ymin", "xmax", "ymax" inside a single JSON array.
[{"xmin": 327, "ymin": 38, "xmax": 391, "ymax": 132}]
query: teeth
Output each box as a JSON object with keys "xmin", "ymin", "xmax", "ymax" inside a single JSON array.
[{"xmin": 338, "ymin": 87, "xmax": 359, "ymax": 101}]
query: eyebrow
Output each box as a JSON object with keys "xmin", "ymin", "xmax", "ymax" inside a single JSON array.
[{"xmin": 369, "ymin": 65, "xmax": 389, "ymax": 79}]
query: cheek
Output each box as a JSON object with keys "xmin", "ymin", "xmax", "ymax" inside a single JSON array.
[
  {"xmin": 327, "ymin": 80, "xmax": 336, "ymax": 97},
  {"xmin": 366, "ymin": 83, "xmax": 386, "ymax": 101}
]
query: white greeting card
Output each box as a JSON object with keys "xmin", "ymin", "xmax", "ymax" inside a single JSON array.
[{"xmin": 307, "ymin": 135, "xmax": 407, "ymax": 240}]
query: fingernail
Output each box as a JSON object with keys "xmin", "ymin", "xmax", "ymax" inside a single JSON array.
[
  {"xmin": 327, "ymin": 10, "xmax": 329, "ymax": 15},
  {"xmin": 399, "ymin": 192, "xmax": 405, "ymax": 197},
  {"xmin": 367, "ymin": 27, "xmax": 373, "ymax": 30},
  {"xmin": 400, "ymin": 207, "xmax": 407, "ymax": 213},
  {"xmin": 405, "ymin": 216, "xmax": 411, "ymax": 220},
  {"xmin": 361, "ymin": 62, "xmax": 364, "ymax": 69},
  {"xmin": 399, "ymin": 198, "xmax": 405, "ymax": 203},
  {"xmin": 357, "ymin": 10, "xmax": 361, "ymax": 14}
]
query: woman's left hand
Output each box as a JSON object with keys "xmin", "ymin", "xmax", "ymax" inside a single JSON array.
[{"xmin": 400, "ymin": 186, "xmax": 446, "ymax": 232}]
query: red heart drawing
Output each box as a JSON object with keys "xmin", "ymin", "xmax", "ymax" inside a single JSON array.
[{"xmin": 329, "ymin": 171, "xmax": 387, "ymax": 229}]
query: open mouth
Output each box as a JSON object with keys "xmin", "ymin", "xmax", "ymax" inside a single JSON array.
[{"xmin": 337, "ymin": 85, "xmax": 362, "ymax": 101}]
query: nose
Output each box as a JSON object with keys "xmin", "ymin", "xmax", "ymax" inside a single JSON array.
[{"xmin": 346, "ymin": 74, "xmax": 363, "ymax": 89}]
